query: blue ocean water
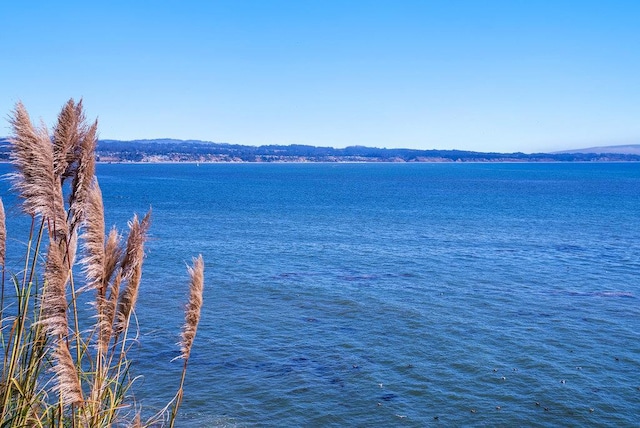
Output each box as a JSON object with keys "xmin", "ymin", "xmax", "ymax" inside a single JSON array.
[{"xmin": 2, "ymin": 163, "xmax": 639, "ymax": 426}]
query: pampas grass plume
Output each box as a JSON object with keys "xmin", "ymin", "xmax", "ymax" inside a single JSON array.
[
  {"xmin": 53, "ymin": 98, "xmax": 83, "ymax": 179},
  {"xmin": 9, "ymin": 102, "xmax": 68, "ymax": 239},
  {"xmin": 115, "ymin": 211, "xmax": 151, "ymax": 335},
  {"xmin": 81, "ymin": 178, "xmax": 106, "ymax": 293},
  {"xmin": 42, "ymin": 240, "xmax": 71, "ymax": 337},
  {"xmin": 180, "ymin": 255, "xmax": 204, "ymax": 360},
  {"xmin": 69, "ymin": 119, "xmax": 98, "ymax": 234},
  {"xmin": 52, "ymin": 342, "xmax": 84, "ymax": 405}
]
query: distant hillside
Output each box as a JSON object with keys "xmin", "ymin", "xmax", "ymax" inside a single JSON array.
[
  {"xmin": 93, "ymin": 139, "xmax": 640, "ymax": 162},
  {"xmin": 555, "ymin": 144, "xmax": 640, "ymax": 155},
  {"xmin": 1, "ymin": 137, "xmax": 640, "ymax": 162}
]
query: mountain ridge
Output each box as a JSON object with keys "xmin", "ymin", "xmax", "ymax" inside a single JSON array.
[
  {"xmin": 1, "ymin": 137, "xmax": 639, "ymax": 162},
  {"xmin": 554, "ymin": 144, "xmax": 640, "ymax": 155}
]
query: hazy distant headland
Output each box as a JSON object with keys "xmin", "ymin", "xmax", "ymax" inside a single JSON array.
[{"xmin": 1, "ymin": 137, "xmax": 639, "ymax": 163}]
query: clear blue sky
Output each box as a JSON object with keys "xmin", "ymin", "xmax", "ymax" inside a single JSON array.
[{"xmin": 1, "ymin": 1, "xmax": 639, "ymax": 153}]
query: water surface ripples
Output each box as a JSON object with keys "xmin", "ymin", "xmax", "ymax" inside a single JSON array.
[{"xmin": 3, "ymin": 163, "xmax": 638, "ymax": 426}]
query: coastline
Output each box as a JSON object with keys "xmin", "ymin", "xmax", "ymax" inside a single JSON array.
[{"xmin": 2, "ymin": 137, "xmax": 640, "ymax": 163}]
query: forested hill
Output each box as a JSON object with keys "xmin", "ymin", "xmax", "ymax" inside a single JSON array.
[{"xmin": 1, "ymin": 137, "xmax": 639, "ymax": 162}]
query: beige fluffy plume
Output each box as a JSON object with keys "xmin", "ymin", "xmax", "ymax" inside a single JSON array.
[
  {"xmin": 68, "ymin": 119, "xmax": 98, "ymax": 234},
  {"xmin": 51, "ymin": 342, "xmax": 83, "ymax": 405},
  {"xmin": 41, "ymin": 240, "xmax": 71, "ymax": 338},
  {"xmin": 81, "ymin": 179, "xmax": 106, "ymax": 292},
  {"xmin": 115, "ymin": 211, "xmax": 151, "ymax": 336},
  {"xmin": 9, "ymin": 102, "xmax": 67, "ymax": 239},
  {"xmin": 53, "ymin": 98, "xmax": 84, "ymax": 180},
  {"xmin": 100, "ymin": 268, "xmax": 122, "ymax": 354},
  {"xmin": 180, "ymin": 255, "xmax": 204, "ymax": 360}
]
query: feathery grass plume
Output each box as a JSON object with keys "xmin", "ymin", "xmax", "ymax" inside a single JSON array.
[
  {"xmin": 41, "ymin": 239, "xmax": 71, "ymax": 338},
  {"xmin": 83, "ymin": 180, "xmax": 122, "ymax": 418},
  {"xmin": 103, "ymin": 227, "xmax": 123, "ymax": 294},
  {"xmin": 180, "ymin": 255, "xmax": 204, "ymax": 360},
  {"xmin": 81, "ymin": 179, "xmax": 106, "ymax": 293},
  {"xmin": 68, "ymin": 119, "xmax": 98, "ymax": 234},
  {"xmin": 102, "ymin": 268, "xmax": 122, "ymax": 353},
  {"xmin": 66, "ymin": 228, "xmax": 78, "ymax": 269},
  {"xmin": 53, "ymin": 98, "xmax": 84, "ymax": 180},
  {"xmin": 169, "ymin": 255, "xmax": 205, "ymax": 428},
  {"xmin": 51, "ymin": 341, "xmax": 83, "ymax": 405},
  {"xmin": 9, "ymin": 102, "xmax": 68, "ymax": 240},
  {"xmin": 99, "ymin": 268, "xmax": 122, "ymax": 356},
  {"xmin": 97, "ymin": 228, "xmax": 123, "ymax": 352},
  {"xmin": 81, "ymin": 180, "xmax": 122, "ymax": 297},
  {"xmin": 115, "ymin": 210, "xmax": 151, "ymax": 336}
]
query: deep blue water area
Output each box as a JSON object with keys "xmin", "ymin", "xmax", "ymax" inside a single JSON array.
[{"xmin": 1, "ymin": 163, "xmax": 639, "ymax": 426}]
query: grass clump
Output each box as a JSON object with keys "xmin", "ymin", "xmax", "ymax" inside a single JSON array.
[{"xmin": 0, "ymin": 99, "xmax": 204, "ymax": 427}]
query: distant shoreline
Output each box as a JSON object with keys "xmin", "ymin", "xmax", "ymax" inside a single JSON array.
[
  {"xmin": 90, "ymin": 159, "xmax": 640, "ymax": 164},
  {"xmin": 2, "ymin": 138, "xmax": 640, "ymax": 163},
  {"xmin": 3, "ymin": 159, "xmax": 639, "ymax": 165}
]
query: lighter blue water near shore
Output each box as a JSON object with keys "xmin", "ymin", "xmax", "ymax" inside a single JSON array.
[{"xmin": 2, "ymin": 163, "xmax": 640, "ymax": 426}]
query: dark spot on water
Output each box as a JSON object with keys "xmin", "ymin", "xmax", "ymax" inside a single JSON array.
[
  {"xmin": 555, "ymin": 244, "xmax": 583, "ymax": 253},
  {"xmin": 380, "ymin": 393, "xmax": 397, "ymax": 401},
  {"xmin": 256, "ymin": 362, "xmax": 295, "ymax": 378},
  {"xmin": 275, "ymin": 272, "xmax": 302, "ymax": 279},
  {"xmin": 292, "ymin": 357, "xmax": 308, "ymax": 363},
  {"xmin": 330, "ymin": 378, "xmax": 344, "ymax": 387}
]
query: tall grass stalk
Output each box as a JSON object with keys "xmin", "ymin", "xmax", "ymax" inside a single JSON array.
[
  {"xmin": 168, "ymin": 255, "xmax": 204, "ymax": 428},
  {"xmin": 1, "ymin": 100, "xmax": 205, "ymax": 427}
]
